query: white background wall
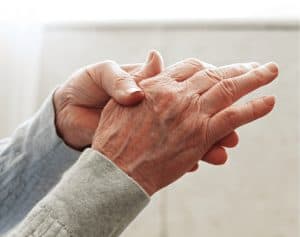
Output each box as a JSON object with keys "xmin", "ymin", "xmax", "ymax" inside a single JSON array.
[
  {"xmin": 0, "ymin": 0, "xmax": 299, "ymax": 22},
  {"xmin": 0, "ymin": 21, "xmax": 299, "ymax": 236},
  {"xmin": 0, "ymin": 24, "xmax": 41, "ymax": 137},
  {"xmin": 31, "ymin": 21, "xmax": 298, "ymax": 237}
]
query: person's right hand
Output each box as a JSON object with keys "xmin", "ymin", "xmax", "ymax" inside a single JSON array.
[
  {"xmin": 53, "ymin": 51, "xmax": 164, "ymax": 150},
  {"xmin": 92, "ymin": 59, "xmax": 278, "ymax": 195}
]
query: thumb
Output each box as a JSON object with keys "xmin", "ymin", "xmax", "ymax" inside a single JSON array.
[
  {"xmin": 99, "ymin": 60, "xmax": 145, "ymax": 106},
  {"xmin": 93, "ymin": 50, "xmax": 164, "ymax": 106},
  {"xmin": 113, "ymin": 50, "xmax": 164, "ymax": 104},
  {"xmin": 134, "ymin": 50, "xmax": 164, "ymax": 82}
]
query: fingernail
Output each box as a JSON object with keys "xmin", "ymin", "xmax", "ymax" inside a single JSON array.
[
  {"xmin": 265, "ymin": 62, "xmax": 279, "ymax": 74},
  {"xmin": 126, "ymin": 87, "xmax": 143, "ymax": 95},
  {"xmin": 263, "ymin": 96, "xmax": 276, "ymax": 106}
]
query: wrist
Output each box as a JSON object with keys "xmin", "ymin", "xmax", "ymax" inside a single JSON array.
[{"xmin": 91, "ymin": 143, "xmax": 156, "ymax": 196}]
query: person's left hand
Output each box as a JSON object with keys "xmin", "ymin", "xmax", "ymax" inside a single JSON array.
[
  {"xmin": 54, "ymin": 51, "xmax": 163, "ymax": 150},
  {"xmin": 92, "ymin": 61, "xmax": 277, "ymax": 195},
  {"xmin": 53, "ymin": 52, "xmax": 244, "ymax": 171}
]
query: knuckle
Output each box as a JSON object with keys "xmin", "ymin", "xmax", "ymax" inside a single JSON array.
[
  {"xmin": 224, "ymin": 109, "xmax": 238, "ymax": 128},
  {"xmin": 101, "ymin": 60, "xmax": 118, "ymax": 71},
  {"xmin": 203, "ymin": 117, "xmax": 216, "ymax": 147},
  {"xmin": 218, "ymin": 79, "xmax": 237, "ymax": 102},
  {"xmin": 248, "ymin": 100, "xmax": 257, "ymax": 120},
  {"xmin": 114, "ymin": 75, "xmax": 126, "ymax": 86},
  {"xmin": 152, "ymin": 88, "xmax": 177, "ymax": 116},
  {"xmin": 113, "ymin": 75, "xmax": 134, "ymax": 91},
  {"xmin": 102, "ymin": 60, "xmax": 116, "ymax": 66},
  {"xmin": 166, "ymin": 70, "xmax": 185, "ymax": 81},
  {"xmin": 225, "ymin": 64, "xmax": 246, "ymax": 78},
  {"xmin": 184, "ymin": 58, "xmax": 205, "ymax": 70},
  {"xmin": 235, "ymin": 64, "xmax": 247, "ymax": 74},
  {"xmin": 139, "ymin": 77, "xmax": 155, "ymax": 88},
  {"xmin": 55, "ymin": 87, "xmax": 76, "ymax": 108},
  {"xmin": 251, "ymin": 68, "xmax": 265, "ymax": 84},
  {"xmin": 204, "ymin": 68, "xmax": 223, "ymax": 81},
  {"xmin": 199, "ymin": 96, "xmax": 210, "ymax": 112}
]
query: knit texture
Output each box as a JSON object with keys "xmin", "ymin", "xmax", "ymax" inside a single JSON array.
[{"xmin": 0, "ymin": 94, "xmax": 149, "ymax": 236}]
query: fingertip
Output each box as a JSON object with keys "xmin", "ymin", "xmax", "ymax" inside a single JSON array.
[
  {"xmin": 202, "ymin": 146, "xmax": 228, "ymax": 165},
  {"xmin": 117, "ymin": 88, "xmax": 145, "ymax": 106},
  {"xmin": 263, "ymin": 95, "xmax": 276, "ymax": 107},
  {"xmin": 146, "ymin": 49, "xmax": 164, "ymax": 71},
  {"xmin": 244, "ymin": 95, "xmax": 276, "ymax": 122},
  {"xmin": 128, "ymin": 89, "xmax": 145, "ymax": 103},
  {"xmin": 148, "ymin": 49, "xmax": 162, "ymax": 60},
  {"xmin": 137, "ymin": 52, "xmax": 163, "ymax": 81},
  {"xmin": 219, "ymin": 132, "xmax": 239, "ymax": 148},
  {"xmin": 265, "ymin": 62, "xmax": 279, "ymax": 75},
  {"xmin": 146, "ymin": 51, "xmax": 155, "ymax": 64},
  {"xmin": 216, "ymin": 147, "xmax": 228, "ymax": 165},
  {"xmin": 230, "ymin": 132, "xmax": 239, "ymax": 147}
]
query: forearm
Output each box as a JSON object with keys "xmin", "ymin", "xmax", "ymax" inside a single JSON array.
[
  {"xmin": 0, "ymin": 92, "xmax": 81, "ymax": 235},
  {"xmin": 8, "ymin": 149, "xmax": 150, "ymax": 237}
]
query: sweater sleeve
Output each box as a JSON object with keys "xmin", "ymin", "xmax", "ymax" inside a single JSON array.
[
  {"xmin": 0, "ymin": 92, "xmax": 81, "ymax": 235},
  {"xmin": 8, "ymin": 148, "xmax": 150, "ymax": 237}
]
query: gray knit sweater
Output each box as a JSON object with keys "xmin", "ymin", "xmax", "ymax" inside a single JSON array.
[{"xmin": 0, "ymin": 94, "xmax": 150, "ymax": 237}]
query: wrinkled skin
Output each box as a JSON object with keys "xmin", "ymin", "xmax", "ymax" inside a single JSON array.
[
  {"xmin": 54, "ymin": 51, "xmax": 163, "ymax": 150},
  {"xmin": 53, "ymin": 51, "xmax": 246, "ymax": 170},
  {"xmin": 92, "ymin": 60, "xmax": 278, "ymax": 195}
]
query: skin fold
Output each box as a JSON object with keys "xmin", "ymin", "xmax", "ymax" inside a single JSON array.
[
  {"xmin": 91, "ymin": 59, "xmax": 278, "ymax": 195},
  {"xmin": 53, "ymin": 51, "xmax": 277, "ymax": 175},
  {"xmin": 53, "ymin": 52, "xmax": 163, "ymax": 150}
]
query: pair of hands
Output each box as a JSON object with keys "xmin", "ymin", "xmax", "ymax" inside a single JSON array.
[
  {"xmin": 54, "ymin": 51, "xmax": 236, "ymax": 170},
  {"xmin": 54, "ymin": 51, "xmax": 278, "ymax": 195}
]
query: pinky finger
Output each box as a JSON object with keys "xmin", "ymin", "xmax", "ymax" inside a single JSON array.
[
  {"xmin": 188, "ymin": 145, "xmax": 228, "ymax": 172},
  {"xmin": 218, "ymin": 131, "xmax": 239, "ymax": 148},
  {"xmin": 202, "ymin": 146, "xmax": 228, "ymax": 165}
]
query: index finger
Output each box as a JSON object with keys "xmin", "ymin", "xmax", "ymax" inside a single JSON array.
[
  {"xmin": 185, "ymin": 62, "xmax": 259, "ymax": 94},
  {"xmin": 202, "ymin": 62, "xmax": 279, "ymax": 115}
]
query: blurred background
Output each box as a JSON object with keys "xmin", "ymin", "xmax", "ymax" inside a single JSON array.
[{"xmin": 0, "ymin": 0, "xmax": 299, "ymax": 236}]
